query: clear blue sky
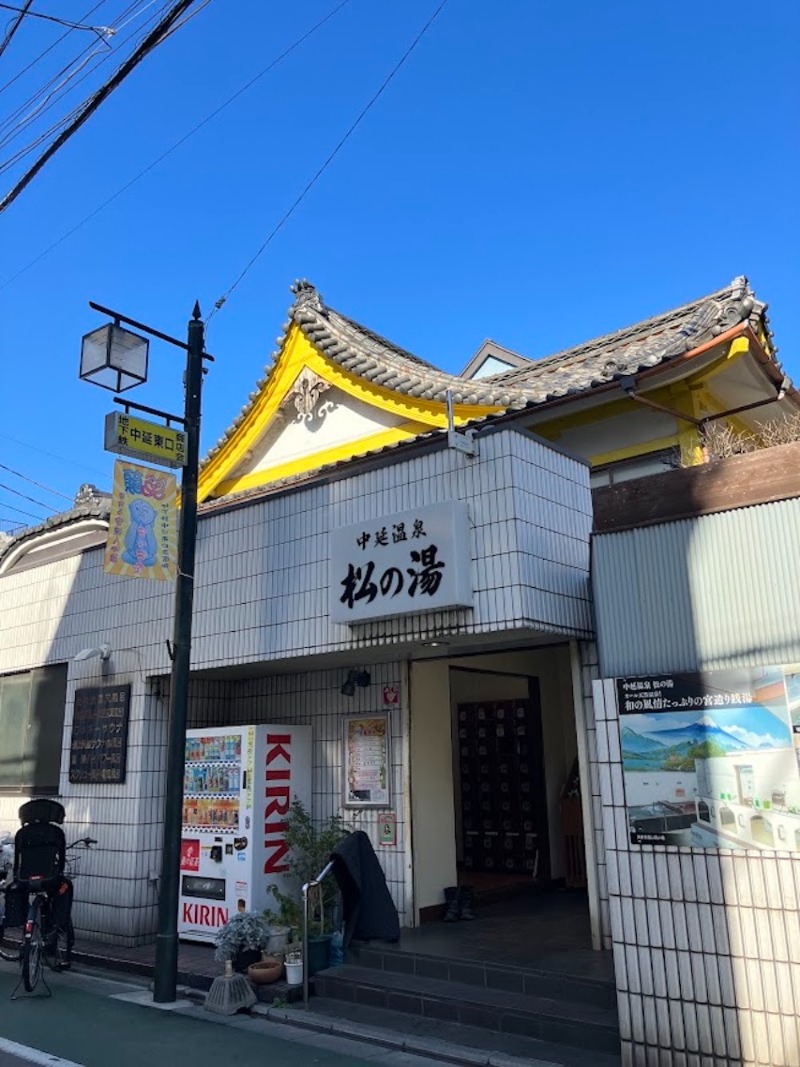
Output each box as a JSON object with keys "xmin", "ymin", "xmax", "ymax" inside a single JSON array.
[{"xmin": 0, "ymin": 0, "xmax": 797, "ymax": 531}]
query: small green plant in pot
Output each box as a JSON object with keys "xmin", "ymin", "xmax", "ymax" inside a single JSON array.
[
  {"xmin": 268, "ymin": 799, "xmax": 350, "ymax": 974},
  {"xmin": 213, "ymin": 910, "xmax": 272, "ymax": 972}
]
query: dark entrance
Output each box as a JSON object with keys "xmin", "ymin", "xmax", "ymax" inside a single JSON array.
[{"xmin": 454, "ymin": 678, "xmax": 550, "ymax": 888}]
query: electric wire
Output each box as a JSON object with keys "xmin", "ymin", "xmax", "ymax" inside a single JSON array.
[
  {"xmin": 0, "ymin": 3, "xmax": 111, "ymax": 36},
  {"xmin": 0, "ymin": 431, "xmax": 108, "ymax": 478},
  {"xmin": 0, "ymin": 0, "xmax": 108, "ymax": 99},
  {"xmin": 0, "ymin": 500, "xmax": 46, "ymax": 521},
  {"xmin": 208, "ymin": 0, "xmax": 450, "ymax": 321},
  {"xmin": 0, "ymin": 0, "xmax": 166, "ymax": 160},
  {"xmin": 0, "ymin": 461, "xmax": 73, "ymax": 501},
  {"xmin": 0, "ymin": 0, "xmax": 353, "ymax": 288},
  {"xmin": 0, "ymin": 478, "xmax": 60, "ymax": 512},
  {"xmin": 0, "ymin": 0, "xmax": 203, "ymax": 213},
  {"xmin": 0, "ymin": 0, "xmax": 34, "ymax": 61}
]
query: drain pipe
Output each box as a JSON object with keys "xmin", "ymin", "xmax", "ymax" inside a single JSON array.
[{"xmin": 445, "ymin": 390, "xmax": 478, "ymax": 457}]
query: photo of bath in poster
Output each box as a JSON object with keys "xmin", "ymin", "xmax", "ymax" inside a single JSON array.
[{"xmin": 617, "ymin": 666, "xmax": 800, "ymax": 850}]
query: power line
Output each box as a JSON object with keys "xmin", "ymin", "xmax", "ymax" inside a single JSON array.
[
  {"xmin": 209, "ymin": 0, "xmax": 449, "ymax": 320},
  {"xmin": 0, "ymin": 0, "xmax": 34, "ymax": 61},
  {"xmin": 0, "ymin": 499, "xmax": 46, "ymax": 520},
  {"xmin": 0, "ymin": 0, "xmax": 205, "ymax": 214},
  {"xmin": 0, "ymin": 2, "xmax": 111, "ymax": 37},
  {"xmin": 0, "ymin": 0, "xmax": 353, "ymax": 287},
  {"xmin": 0, "ymin": 1, "xmax": 110, "ymax": 98},
  {"xmin": 0, "ymin": 461, "xmax": 73, "ymax": 500},
  {"xmin": 0, "ymin": 1, "xmax": 164, "ymax": 161},
  {"xmin": 0, "ymin": 431, "xmax": 108, "ymax": 478},
  {"xmin": 0, "ymin": 478, "xmax": 59, "ymax": 511}
]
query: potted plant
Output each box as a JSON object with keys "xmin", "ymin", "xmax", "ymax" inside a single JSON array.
[
  {"xmin": 268, "ymin": 799, "xmax": 350, "ymax": 975},
  {"xmin": 284, "ymin": 942, "xmax": 303, "ymax": 986},
  {"xmin": 214, "ymin": 910, "xmax": 272, "ymax": 972}
]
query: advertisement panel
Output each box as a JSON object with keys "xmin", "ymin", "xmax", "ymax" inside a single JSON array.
[
  {"xmin": 617, "ymin": 664, "xmax": 800, "ymax": 850},
  {"xmin": 104, "ymin": 459, "xmax": 177, "ymax": 581}
]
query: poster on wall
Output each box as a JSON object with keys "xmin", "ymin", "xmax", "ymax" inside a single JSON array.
[
  {"xmin": 104, "ymin": 459, "xmax": 177, "ymax": 581},
  {"xmin": 617, "ymin": 665, "xmax": 800, "ymax": 850},
  {"xmin": 343, "ymin": 713, "xmax": 391, "ymax": 808}
]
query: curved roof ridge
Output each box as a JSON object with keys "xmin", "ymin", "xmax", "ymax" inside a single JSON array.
[{"xmin": 483, "ymin": 276, "xmax": 756, "ymax": 384}]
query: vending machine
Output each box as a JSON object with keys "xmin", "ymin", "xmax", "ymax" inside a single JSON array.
[{"xmin": 178, "ymin": 723, "xmax": 312, "ymax": 943}]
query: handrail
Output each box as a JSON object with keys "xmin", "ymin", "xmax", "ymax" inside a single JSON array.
[{"xmin": 301, "ymin": 859, "xmax": 336, "ymax": 1006}]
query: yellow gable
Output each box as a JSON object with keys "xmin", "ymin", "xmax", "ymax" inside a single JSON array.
[{"xmin": 198, "ymin": 324, "xmax": 499, "ymax": 502}]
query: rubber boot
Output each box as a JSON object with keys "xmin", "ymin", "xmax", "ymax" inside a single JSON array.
[
  {"xmin": 458, "ymin": 885, "xmax": 476, "ymax": 921},
  {"xmin": 443, "ymin": 886, "xmax": 460, "ymax": 922}
]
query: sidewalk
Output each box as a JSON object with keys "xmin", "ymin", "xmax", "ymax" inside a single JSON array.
[{"xmin": 68, "ymin": 933, "xmax": 219, "ymax": 990}]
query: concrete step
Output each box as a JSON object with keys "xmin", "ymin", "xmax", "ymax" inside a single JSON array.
[
  {"xmin": 348, "ymin": 942, "xmax": 617, "ymax": 1011},
  {"xmin": 305, "ymin": 997, "xmax": 622, "ymax": 1067},
  {"xmin": 314, "ymin": 963, "xmax": 620, "ymax": 1055}
]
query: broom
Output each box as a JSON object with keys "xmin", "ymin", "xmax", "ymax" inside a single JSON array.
[{"xmin": 204, "ymin": 959, "xmax": 256, "ymax": 1015}]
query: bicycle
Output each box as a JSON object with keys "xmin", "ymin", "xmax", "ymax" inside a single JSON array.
[{"xmin": 0, "ymin": 801, "xmax": 96, "ymax": 998}]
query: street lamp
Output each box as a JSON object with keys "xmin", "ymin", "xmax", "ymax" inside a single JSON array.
[
  {"xmin": 79, "ymin": 300, "xmax": 212, "ymax": 1003},
  {"xmin": 80, "ymin": 321, "xmax": 149, "ymax": 393}
]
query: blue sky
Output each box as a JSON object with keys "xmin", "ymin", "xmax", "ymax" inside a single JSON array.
[{"xmin": 0, "ymin": 0, "xmax": 797, "ymax": 532}]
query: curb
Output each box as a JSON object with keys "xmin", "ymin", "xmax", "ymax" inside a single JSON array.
[{"xmin": 249, "ymin": 1002, "xmax": 561, "ymax": 1067}]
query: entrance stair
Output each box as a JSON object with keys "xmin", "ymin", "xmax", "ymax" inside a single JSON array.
[{"xmin": 313, "ymin": 940, "xmax": 621, "ymax": 1067}]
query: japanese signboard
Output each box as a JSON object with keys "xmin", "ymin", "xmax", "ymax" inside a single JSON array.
[
  {"xmin": 330, "ymin": 501, "xmax": 472, "ymax": 624},
  {"xmin": 379, "ymin": 812, "xmax": 397, "ymax": 847},
  {"xmin": 617, "ymin": 664, "xmax": 800, "ymax": 851},
  {"xmin": 104, "ymin": 411, "xmax": 187, "ymax": 468},
  {"xmin": 343, "ymin": 713, "xmax": 391, "ymax": 808},
  {"xmin": 104, "ymin": 459, "xmax": 177, "ymax": 581},
  {"xmin": 69, "ymin": 684, "xmax": 131, "ymax": 784}
]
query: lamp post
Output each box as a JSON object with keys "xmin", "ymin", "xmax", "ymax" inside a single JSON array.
[{"xmin": 80, "ymin": 301, "xmax": 211, "ymax": 1003}]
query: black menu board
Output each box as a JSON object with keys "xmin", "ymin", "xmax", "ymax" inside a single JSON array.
[{"xmin": 69, "ymin": 684, "xmax": 131, "ymax": 784}]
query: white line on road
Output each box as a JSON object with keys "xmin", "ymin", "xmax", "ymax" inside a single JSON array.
[{"xmin": 0, "ymin": 1038, "xmax": 84, "ymax": 1067}]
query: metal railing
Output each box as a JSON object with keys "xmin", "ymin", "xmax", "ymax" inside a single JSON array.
[{"xmin": 301, "ymin": 859, "xmax": 335, "ymax": 1006}]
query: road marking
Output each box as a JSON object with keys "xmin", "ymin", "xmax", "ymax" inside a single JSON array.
[{"xmin": 0, "ymin": 1038, "xmax": 83, "ymax": 1067}]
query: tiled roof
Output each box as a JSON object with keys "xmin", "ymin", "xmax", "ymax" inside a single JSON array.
[
  {"xmin": 0, "ymin": 485, "xmax": 110, "ymax": 563},
  {"xmin": 202, "ymin": 276, "xmax": 770, "ymax": 466}
]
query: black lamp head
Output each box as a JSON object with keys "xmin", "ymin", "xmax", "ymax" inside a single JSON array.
[{"xmin": 341, "ymin": 669, "xmax": 357, "ymax": 696}]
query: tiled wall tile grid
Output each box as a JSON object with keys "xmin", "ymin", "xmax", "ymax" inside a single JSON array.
[
  {"xmin": 0, "ymin": 664, "xmax": 410, "ymax": 944},
  {"xmin": 593, "ymin": 677, "xmax": 800, "ymax": 1067},
  {"xmin": 186, "ymin": 662, "xmax": 411, "ymax": 925},
  {"xmin": 0, "ymin": 429, "xmax": 593, "ymax": 685},
  {"xmin": 578, "ymin": 640, "xmax": 612, "ymax": 948},
  {"xmin": 0, "ymin": 672, "xmax": 167, "ymax": 944}
]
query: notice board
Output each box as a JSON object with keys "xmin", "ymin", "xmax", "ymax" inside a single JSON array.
[{"xmin": 69, "ymin": 684, "xmax": 131, "ymax": 784}]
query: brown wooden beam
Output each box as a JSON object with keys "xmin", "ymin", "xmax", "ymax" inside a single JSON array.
[{"xmin": 593, "ymin": 441, "xmax": 800, "ymax": 533}]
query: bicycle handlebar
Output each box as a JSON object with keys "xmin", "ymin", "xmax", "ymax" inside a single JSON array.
[{"xmin": 67, "ymin": 837, "xmax": 97, "ymax": 849}]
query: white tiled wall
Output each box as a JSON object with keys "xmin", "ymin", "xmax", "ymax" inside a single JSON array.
[
  {"xmin": 0, "ymin": 429, "xmax": 590, "ymax": 943},
  {"xmin": 593, "ymin": 678, "xmax": 800, "ymax": 1067}
]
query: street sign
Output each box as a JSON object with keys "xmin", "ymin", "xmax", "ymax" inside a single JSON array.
[{"xmin": 104, "ymin": 411, "xmax": 187, "ymax": 468}]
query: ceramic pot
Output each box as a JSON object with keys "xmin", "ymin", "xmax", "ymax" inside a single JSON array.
[
  {"xmin": 267, "ymin": 925, "xmax": 291, "ymax": 955},
  {"xmin": 247, "ymin": 955, "xmax": 283, "ymax": 985}
]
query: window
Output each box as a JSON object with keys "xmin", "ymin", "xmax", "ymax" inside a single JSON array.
[{"xmin": 0, "ymin": 665, "xmax": 67, "ymax": 794}]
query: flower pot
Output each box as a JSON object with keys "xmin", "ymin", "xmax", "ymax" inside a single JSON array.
[
  {"xmin": 247, "ymin": 956, "xmax": 283, "ymax": 985},
  {"xmin": 267, "ymin": 925, "xmax": 291, "ymax": 955},
  {"xmin": 285, "ymin": 959, "xmax": 303, "ymax": 986},
  {"xmin": 308, "ymin": 933, "xmax": 333, "ymax": 976}
]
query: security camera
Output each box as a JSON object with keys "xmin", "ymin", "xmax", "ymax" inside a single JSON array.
[{"xmin": 73, "ymin": 643, "xmax": 111, "ymax": 662}]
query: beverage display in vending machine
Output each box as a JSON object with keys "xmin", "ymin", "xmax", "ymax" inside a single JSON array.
[{"xmin": 178, "ymin": 724, "xmax": 312, "ymax": 943}]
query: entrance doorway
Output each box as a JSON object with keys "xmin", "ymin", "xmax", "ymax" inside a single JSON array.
[
  {"xmin": 452, "ymin": 673, "xmax": 549, "ymax": 895},
  {"xmin": 410, "ymin": 644, "xmax": 594, "ymax": 961}
]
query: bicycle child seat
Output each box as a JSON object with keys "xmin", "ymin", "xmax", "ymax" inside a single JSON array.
[{"xmin": 14, "ymin": 799, "xmax": 66, "ymax": 893}]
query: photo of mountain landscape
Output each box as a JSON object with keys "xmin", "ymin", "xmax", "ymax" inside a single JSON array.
[{"xmin": 621, "ymin": 706, "xmax": 793, "ymax": 773}]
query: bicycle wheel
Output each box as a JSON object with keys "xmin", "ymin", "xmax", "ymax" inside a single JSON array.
[{"xmin": 22, "ymin": 916, "xmax": 43, "ymax": 992}]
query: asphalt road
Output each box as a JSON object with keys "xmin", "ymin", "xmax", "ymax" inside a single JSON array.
[{"xmin": 0, "ymin": 961, "xmax": 440, "ymax": 1067}]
